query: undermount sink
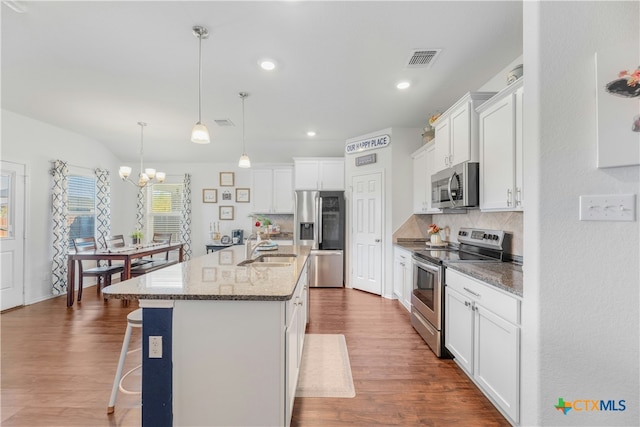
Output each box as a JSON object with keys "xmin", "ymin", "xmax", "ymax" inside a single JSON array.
[{"xmin": 237, "ymin": 253, "xmax": 297, "ymax": 267}]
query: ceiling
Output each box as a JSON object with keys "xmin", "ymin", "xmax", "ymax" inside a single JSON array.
[{"xmin": 1, "ymin": 1, "xmax": 523, "ymax": 164}]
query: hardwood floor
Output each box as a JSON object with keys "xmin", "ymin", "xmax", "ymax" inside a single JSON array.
[{"xmin": 1, "ymin": 287, "xmax": 509, "ymax": 427}]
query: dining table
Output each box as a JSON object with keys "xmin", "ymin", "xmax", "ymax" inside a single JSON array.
[{"xmin": 66, "ymin": 242, "xmax": 184, "ymax": 307}]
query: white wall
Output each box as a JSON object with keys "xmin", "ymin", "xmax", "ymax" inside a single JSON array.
[
  {"xmin": 1, "ymin": 110, "xmax": 130, "ymax": 304},
  {"xmin": 522, "ymin": 2, "xmax": 639, "ymax": 426}
]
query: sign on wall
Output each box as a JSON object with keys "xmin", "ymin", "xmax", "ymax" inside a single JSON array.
[
  {"xmin": 355, "ymin": 153, "xmax": 377, "ymax": 166},
  {"xmin": 345, "ymin": 134, "xmax": 390, "ymax": 154}
]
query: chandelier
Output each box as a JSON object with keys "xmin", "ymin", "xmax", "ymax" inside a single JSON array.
[{"xmin": 118, "ymin": 122, "xmax": 165, "ymax": 187}]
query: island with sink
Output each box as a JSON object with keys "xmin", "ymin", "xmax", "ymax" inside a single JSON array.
[{"xmin": 103, "ymin": 244, "xmax": 311, "ymax": 427}]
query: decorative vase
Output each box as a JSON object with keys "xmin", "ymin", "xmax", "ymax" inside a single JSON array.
[
  {"xmin": 132, "ymin": 238, "xmax": 141, "ymax": 245},
  {"xmin": 430, "ymin": 233, "xmax": 442, "ymax": 244}
]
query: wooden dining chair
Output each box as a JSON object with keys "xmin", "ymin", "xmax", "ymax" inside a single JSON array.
[
  {"xmin": 103, "ymin": 234, "xmax": 149, "ymax": 267},
  {"xmin": 151, "ymin": 232, "xmax": 172, "ymax": 260},
  {"xmin": 72, "ymin": 237, "xmax": 124, "ymax": 301},
  {"xmin": 129, "ymin": 233, "xmax": 176, "ymax": 277}
]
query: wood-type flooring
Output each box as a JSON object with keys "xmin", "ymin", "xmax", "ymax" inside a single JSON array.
[{"xmin": 1, "ymin": 286, "xmax": 509, "ymax": 427}]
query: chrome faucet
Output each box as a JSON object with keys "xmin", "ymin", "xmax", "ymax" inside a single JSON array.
[{"xmin": 245, "ymin": 233, "xmax": 271, "ymax": 259}]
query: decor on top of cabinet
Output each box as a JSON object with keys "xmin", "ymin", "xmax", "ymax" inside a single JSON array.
[
  {"xmin": 422, "ymin": 112, "xmax": 441, "ymax": 144},
  {"xmin": 506, "ymin": 64, "xmax": 523, "ymax": 85},
  {"xmin": 427, "ymin": 223, "xmax": 444, "ymax": 245},
  {"xmin": 595, "ymin": 52, "xmax": 640, "ymax": 168}
]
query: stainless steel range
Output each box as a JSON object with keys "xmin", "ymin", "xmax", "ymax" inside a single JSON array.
[{"xmin": 410, "ymin": 227, "xmax": 509, "ymax": 357}]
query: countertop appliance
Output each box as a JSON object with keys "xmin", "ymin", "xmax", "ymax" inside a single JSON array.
[
  {"xmin": 431, "ymin": 162, "xmax": 479, "ymax": 209},
  {"xmin": 410, "ymin": 227, "xmax": 508, "ymax": 357},
  {"xmin": 232, "ymin": 229, "xmax": 244, "ymax": 244},
  {"xmin": 294, "ymin": 190, "xmax": 345, "ymax": 287}
]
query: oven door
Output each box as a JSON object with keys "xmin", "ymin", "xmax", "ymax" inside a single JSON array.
[{"xmin": 411, "ymin": 256, "xmax": 442, "ymax": 329}]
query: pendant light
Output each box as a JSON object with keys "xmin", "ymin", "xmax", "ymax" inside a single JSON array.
[
  {"xmin": 191, "ymin": 26, "xmax": 210, "ymax": 144},
  {"xmin": 119, "ymin": 122, "xmax": 166, "ymax": 188},
  {"xmin": 238, "ymin": 92, "xmax": 251, "ymax": 168}
]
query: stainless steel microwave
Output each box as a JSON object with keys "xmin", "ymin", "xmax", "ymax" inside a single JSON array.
[{"xmin": 431, "ymin": 162, "xmax": 480, "ymax": 209}]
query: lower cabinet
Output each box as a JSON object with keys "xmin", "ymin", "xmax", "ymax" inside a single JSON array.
[
  {"xmin": 445, "ymin": 269, "xmax": 520, "ymax": 425},
  {"xmin": 393, "ymin": 246, "xmax": 412, "ymax": 311},
  {"xmin": 285, "ymin": 263, "xmax": 308, "ymax": 426}
]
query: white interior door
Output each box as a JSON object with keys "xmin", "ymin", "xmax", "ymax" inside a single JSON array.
[
  {"xmin": 351, "ymin": 172, "xmax": 382, "ymax": 295},
  {"xmin": 1, "ymin": 161, "xmax": 26, "ymax": 310}
]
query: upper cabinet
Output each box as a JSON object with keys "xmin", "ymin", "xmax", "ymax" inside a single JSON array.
[
  {"xmin": 477, "ymin": 78, "xmax": 524, "ymax": 211},
  {"xmin": 412, "ymin": 142, "xmax": 442, "ymax": 214},
  {"xmin": 432, "ymin": 92, "xmax": 496, "ymax": 173},
  {"xmin": 293, "ymin": 158, "xmax": 345, "ymax": 190},
  {"xmin": 251, "ymin": 166, "xmax": 294, "ymax": 214}
]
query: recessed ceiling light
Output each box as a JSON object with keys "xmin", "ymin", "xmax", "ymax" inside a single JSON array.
[
  {"xmin": 259, "ymin": 59, "xmax": 277, "ymax": 71},
  {"xmin": 307, "ymin": 131, "xmax": 316, "ymax": 137},
  {"xmin": 396, "ymin": 81, "xmax": 411, "ymax": 90}
]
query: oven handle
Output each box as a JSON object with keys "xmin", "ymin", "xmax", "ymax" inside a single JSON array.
[{"xmin": 412, "ymin": 255, "xmax": 441, "ymax": 273}]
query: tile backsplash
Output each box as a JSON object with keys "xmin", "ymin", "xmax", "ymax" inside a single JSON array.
[{"xmin": 394, "ymin": 211, "xmax": 523, "ymax": 256}]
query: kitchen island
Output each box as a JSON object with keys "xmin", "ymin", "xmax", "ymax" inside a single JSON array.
[{"xmin": 103, "ymin": 244, "xmax": 311, "ymax": 427}]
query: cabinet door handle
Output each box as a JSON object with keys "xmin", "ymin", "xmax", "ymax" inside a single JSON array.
[
  {"xmin": 515, "ymin": 187, "xmax": 522, "ymax": 206},
  {"xmin": 444, "ymin": 156, "xmax": 449, "ymax": 167},
  {"xmin": 463, "ymin": 287, "xmax": 481, "ymax": 297},
  {"xmin": 506, "ymin": 189, "xmax": 513, "ymax": 207},
  {"xmin": 464, "ymin": 301, "xmax": 471, "ymax": 307},
  {"xmin": 449, "ymin": 154, "xmax": 453, "ymax": 165}
]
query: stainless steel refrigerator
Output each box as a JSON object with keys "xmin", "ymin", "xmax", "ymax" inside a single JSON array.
[{"xmin": 294, "ymin": 190, "xmax": 345, "ymax": 287}]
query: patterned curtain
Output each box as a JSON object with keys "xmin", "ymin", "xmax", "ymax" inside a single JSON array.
[
  {"xmin": 180, "ymin": 173, "xmax": 192, "ymax": 260},
  {"xmin": 136, "ymin": 186, "xmax": 145, "ymax": 235},
  {"xmin": 95, "ymin": 168, "xmax": 111, "ymax": 250},
  {"xmin": 51, "ymin": 160, "xmax": 69, "ymax": 295}
]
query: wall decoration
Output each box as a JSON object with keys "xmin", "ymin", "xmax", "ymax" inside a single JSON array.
[
  {"xmin": 220, "ymin": 172, "xmax": 235, "ymax": 186},
  {"xmin": 202, "ymin": 189, "xmax": 217, "ymax": 203},
  {"xmin": 222, "ymin": 190, "xmax": 232, "ymax": 201},
  {"xmin": 236, "ymin": 188, "xmax": 250, "ymax": 203},
  {"xmin": 219, "ymin": 206, "xmax": 234, "ymax": 220},
  {"xmin": 595, "ymin": 52, "xmax": 640, "ymax": 168}
]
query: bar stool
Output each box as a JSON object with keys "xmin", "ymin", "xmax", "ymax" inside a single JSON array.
[{"xmin": 107, "ymin": 308, "xmax": 142, "ymax": 414}]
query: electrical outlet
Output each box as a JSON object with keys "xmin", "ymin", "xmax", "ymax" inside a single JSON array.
[
  {"xmin": 149, "ymin": 336, "xmax": 162, "ymax": 358},
  {"xmin": 579, "ymin": 194, "xmax": 636, "ymax": 221}
]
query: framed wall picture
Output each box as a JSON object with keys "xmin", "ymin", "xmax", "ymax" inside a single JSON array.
[
  {"xmin": 222, "ymin": 190, "xmax": 232, "ymax": 201},
  {"xmin": 219, "ymin": 206, "xmax": 234, "ymax": 220},
  {"xmin": 202, "ymin": 189, "xmax": 217, "ymax": 203},
  {"xmin": 220, "ymin": 172, "xmax": 235, "ymax": 187},
  {"xmin": 236, "ymin": 188, "xmax": 250, "ymax": 203}
]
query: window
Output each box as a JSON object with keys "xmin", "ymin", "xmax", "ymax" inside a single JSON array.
[
  {"xmin": 68, "ymin": 175, "xmax": 96, "ymax": 247},
  {"xmin": 148, "ymin": 183, "xmax": 183, "ymax": 243}
]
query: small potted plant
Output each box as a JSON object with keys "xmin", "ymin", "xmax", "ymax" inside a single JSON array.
[
  {"xmin": 427, "ymin": 223, "xmax": 443, "ymax": 244},
  {"xmin": 130, "ymin": 230, "xmax": 143, "ymax": 245}
]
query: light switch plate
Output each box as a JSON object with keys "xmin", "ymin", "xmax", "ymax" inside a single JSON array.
[{"xmin": 579, "ymin": 194, "xmax": 636, "ymax": 221}]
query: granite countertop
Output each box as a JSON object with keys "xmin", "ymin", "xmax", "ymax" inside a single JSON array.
[
  {"xmin": 103, "ymin": 244, "xmax": 310, "ymax": 302},
  {"xmin": 394, "ymin": 239, "xmax": 523, "ymax": 297},
  {"xmin": 444, "ymin": 261, "xmax": 523, "ymax": 297}
]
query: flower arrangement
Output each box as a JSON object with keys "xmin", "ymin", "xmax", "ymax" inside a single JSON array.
[
  {"xmin": 130, "ymin": 230, "xmax": 143, "ymax": 239},
  {"xmin": 249, "ymin": 214, "xmax": 272, "ymax": 228},
  {"xmin": 427, "ymin": 223, "xmax": 442, "ymax": 235},
  {"xmin": 619, "ymin": 67, "xmax": 640, "ymax": 88}
]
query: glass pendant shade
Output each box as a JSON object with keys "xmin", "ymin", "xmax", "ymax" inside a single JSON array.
[
  {"xmin": 155, "ymin": 172, "xmax": 166, "ymax": 183},
  {"xmin": 191, "ymin": 122, "xmax": 210, "ymax": 144},
  {"xmin": 119, "ymin": 166, "xmax": 132, "ymax": 179},
  {"xmin": 145, "ymin": 168, "xmax": 156, "ymax": 179},
  {"xmin": 238, "ymin": 153, "xmax": 251, "ymax": 168}
]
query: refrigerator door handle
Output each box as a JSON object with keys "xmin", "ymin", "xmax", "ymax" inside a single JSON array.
[{"xmin": 318, "ymin": 196, "xmax": 323, "ymax": 245}]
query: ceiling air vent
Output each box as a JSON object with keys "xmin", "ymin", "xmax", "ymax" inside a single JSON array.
[
  {"xmin": 405, "ymin": 49, "xmax": 441, "ymax": 69},
  {"xmin": 214, "ymin": 119, "xmax": 235, "ymax": 127}
]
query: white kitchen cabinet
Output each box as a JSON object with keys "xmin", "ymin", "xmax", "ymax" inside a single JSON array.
[
  {"xmin": 251, "ymin": 166, "xmax": 294, "ymax": 214},
  {"xmin": 293, "ymin": 157, "xmax": 344, "ymax": 190},
  {"xmin": 392, "ymin": 246, "xmax": 412, "ymax": 311},
  {"xmin": 478, "ymin": 78, "xmax": 524, "ymax": 211},
  {"xmin": 432, "ymin": 92, "xmax": 496, "ymax": 173},
  {"xmin": 444, "ymin": 268, "xmax": 520, "ymax": 425},
  {"xmin": 285, "ymin": 264, "xmax": 308, "ymax": 426},
  {"xmin": 412, "ymin": 142, "xmax": 442, "ymax": 214}
]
